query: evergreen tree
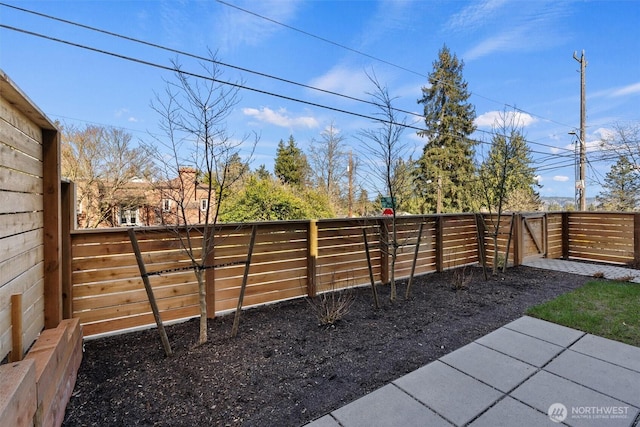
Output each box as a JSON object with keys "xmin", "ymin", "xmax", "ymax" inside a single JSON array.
[
  {"xmin": 274, "ymin": 135, "xmax": 309, "ymax": 187},
  {"xmin": 416, "ymin": 45, "xmax": 477, "ymax": 213},
  {"xmin": 255, "ymin": 164, "xmax": 271, "ymax": 180},
  {"xmin": 479, "ymin": 126, "xmax": 540, "ymax": 212},
  {"xmin": 596, "ymin": 156, "xmax": 640, "ymax": 211}
]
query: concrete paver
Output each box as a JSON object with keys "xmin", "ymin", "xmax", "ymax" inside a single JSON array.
[
  {"xmin": 545, "ymin": 350, "xmax": 640, "ymax": 407},
  {"xmin": 468, "ymin": 396, "xmax": 557, "ymax": 427},
  {"xmin": 523, "ymin": 259, "xmax": 640, "ymax": 282},
  {"xmin": 503, "ymin": 315, "xmax": 585, "ymax": 346},
  {"xmin": 331, "ymin": 384, "xmax": 451, "ymax": 427},
  {"xmin": 440, "ymin": 342, "xmax": 536, "ymax": 393},
  {"xmin": 475, "ymin": 326, "xmax": 564, "ymax": 367},
  {"xmin": 393, "ymin": 361, "xmax": 502, "ymax": 426},
  {"xmin": 570, "ymin": 333, "xmax": 640, "ymax": 373},
  {"xmin": 511, "ymin": 370, "xmax": 639, "ymax": 427},
  {"xmin": 304, "ymin": 260, "xmax": 640, "ymax": 427}
]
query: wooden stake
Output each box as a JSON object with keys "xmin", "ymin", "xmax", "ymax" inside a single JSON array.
[
  {"xmin": 405, "ymin": 222, "xmax": 424, "ymax": 299},
  {"xmin": 128, "ymin": 228, "xmax": 173, "ymax": 357},
  {"xmin": 362, "ymin": 228, "xmax": 379, "ymax": 309},
  {"xmin": 231, "ymin": 225, "xmax": 258, "ymax": 337},
  {"xmin": 9, "ymin": 294, "xmax": 23, "ymax": 362},
  {"xmin": 503, "ymin": 213, "xmax": 516, "ymax": 273},
  {"xmin": 475, "ymin": 214, "xmax": 488, "ymax": 280}
]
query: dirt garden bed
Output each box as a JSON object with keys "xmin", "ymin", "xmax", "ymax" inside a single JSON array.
[{"xmin": 62, "ymin": 265, "xmax": 589, "ymax": 426}]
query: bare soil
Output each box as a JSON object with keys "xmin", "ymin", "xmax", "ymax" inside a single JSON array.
[{"xmin": 62, "ymin": 265, "xmax": 589, "ymax": 427}]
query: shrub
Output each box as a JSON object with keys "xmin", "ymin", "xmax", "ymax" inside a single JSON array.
[
  {"xmin": 451, "ymin": 266, "xmax": 472, "ymax": 291},
  {"xmin": 307, "ymin": 275, "xmax": 355, "ymax": 326}
]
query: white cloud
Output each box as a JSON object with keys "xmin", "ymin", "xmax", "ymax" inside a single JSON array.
[
  {"xmin": 454, "ymin": 2, "xmax": 571, "ymax": 61},
  {"xmin": 535, "ymin": 175, "xmax": 542, "ymax": 183},
  {"xmin": 610, "ymin": 82, "xmax": 640, "ymax": 97},
  {"xmin": 553, "ymin": 175, "xmax": 569, "ymax": 182},
  {"xmin": 446, "ymin": 0, "xmax": 510, "ymax": 32},
  {"xmin": 115, "ymin": 108, "xmax": 138, "ymax": 123},
  {"xmin": 308, "ymin": 65, "xmax": 373, "ymax": 99},
  {"xmin": 464, "ymin": 30, "xmax": 524, "ymax": 61},
  {"xmin": 243, "ymin": 107, "xmax": 319, "ymax": 129},
  {"xmin": 475, "ymin": 110, "xmax": 537, "ymax": 128},
  {"xmin": 215, "ymin": 0, "xmax": 301, "ymax": 50}
]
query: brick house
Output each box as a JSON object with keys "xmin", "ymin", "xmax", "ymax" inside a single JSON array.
[{"xmin": 74, "ymin": 167, "xmax": 213, "ymax": 228}]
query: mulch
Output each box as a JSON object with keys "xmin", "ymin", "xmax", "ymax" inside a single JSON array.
[{"xmin": 62, "ymin": 265, "xmax": 589, "ymax": 426}]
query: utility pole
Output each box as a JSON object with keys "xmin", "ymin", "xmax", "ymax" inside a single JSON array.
[{"xmin": 573, "ymin": 50, "xmax": 587, "ymax": 211}]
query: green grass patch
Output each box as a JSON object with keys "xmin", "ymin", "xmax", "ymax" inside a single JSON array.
[{"xmin": 527, "ymin": 280, "xmax": 640, "ymax": 347}]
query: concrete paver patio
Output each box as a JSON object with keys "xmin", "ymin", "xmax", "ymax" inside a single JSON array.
[{"xmin": 306, "ymin": 260, "xmax": 640, "ymax": 427}]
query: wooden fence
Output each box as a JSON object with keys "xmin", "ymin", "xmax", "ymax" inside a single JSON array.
[
  {"xmin": 68, "ymin": 214, "xmax": 484, "ymax": 337},
  {"xmin": 66, "ymin": 211, "xmax": 640, "ymax": 338}
]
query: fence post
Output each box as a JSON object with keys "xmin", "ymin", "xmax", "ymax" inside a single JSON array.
[
  {"xmin": 378, "ymin": 218, "xmax": 390, "ymax": 284},
  {"xmin": 61, "ymin": 180, "xmax": 74, "ymax": 320},
  {"xmin": 634, "ymin": 214, "xmax": 640, "ymax": 265},
  {"xmin": 435, "ymin": 215, "xmax": 443, "ymax": 272},
  {"xmin": 43, "ymin": 129, "xmax": 62, "ymax": 329},
  {"xmin": 562, "ymin": 212, "xmax": 570, "ymax": 260},
  {"xmin": 307, "ymin": 220, "xmax": 318, "ymax": 297}
]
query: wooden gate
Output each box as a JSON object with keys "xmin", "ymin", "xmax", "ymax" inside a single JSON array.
[{"xmin": 521, "ymin": 213, "xmax": 546, "ymax": 260}]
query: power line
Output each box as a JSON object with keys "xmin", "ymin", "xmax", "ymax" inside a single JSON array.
[
  {"xmin": 216, "ymin": 0, "xmax": 427, "ymax": 79},
  {"xmin": 216, "ymin": 0, "xmax": 579, "ymax": 131},
  {"xmin": 0, "ymin": 3, "xmax": 579, "ymax": 156},
  {"xmin": 0, "ymin": 1, "xmax": 418, "ymax": 119},
  {"xmin": 0, "ymin": 23, "xmax": 411, "ymax": 129}
]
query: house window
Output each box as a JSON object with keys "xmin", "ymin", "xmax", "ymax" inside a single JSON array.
[
  {"xmin": 120, "ymin": 207, "xmax": 139, "ymax": 226},
  {"xmin": 162, "ymin": 199, "xmax": 171, "ymax": 212},
  {"xmin": 200, "ymin": 198, "xmax": 208, "ymax": 212}
]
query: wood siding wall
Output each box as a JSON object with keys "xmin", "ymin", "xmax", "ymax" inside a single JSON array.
[{"xmin": 0, "ymin": 93, "xmax": 45, "ymax": 362}]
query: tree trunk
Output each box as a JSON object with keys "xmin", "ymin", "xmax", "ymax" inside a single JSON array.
[{"xmin": 196, "ymin": 268, "xmax": 207, "ymax": 344}]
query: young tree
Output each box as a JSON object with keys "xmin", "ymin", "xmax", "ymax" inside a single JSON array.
[
  {"xmin": 479, "ymin": 110, "xmax": 540, "ymax": 213},
  {"xmin": 358, "ymin": 72, "xmax": 410, "ymax": 301},
  {"xmin": 416, "ymin": 45, "xmax": 477, "ymax": 213},
  {"xmin": 596, "ymin": 156, "xmax": 640, "ymax": 211},
  {"xmin": 308, "ymin": 122, "xmax": 350, "ymax": 213},
  {"xmin": 61, "ymin": 124, "xmax": 150, "ymax": 228},
  {"xmin": 478, "ymin": 109, "xmax": 540, "ymax": 273},
  {"xmin": 274, "ymin": 135, "xmax": 309, "ymax": 187},
  {"xmin": 147, "ymin": 53, "xmax": 256, "ymax": 344}
]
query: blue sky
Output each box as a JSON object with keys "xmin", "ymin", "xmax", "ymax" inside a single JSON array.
[{"xmin": 1, "ymin": 0, "xmax": 639, "ymax": 201}]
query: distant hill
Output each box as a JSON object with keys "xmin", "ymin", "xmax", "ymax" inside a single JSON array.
[{"xmin": 540, "ymin": 196, "xmax": 597, "ymax": 210}]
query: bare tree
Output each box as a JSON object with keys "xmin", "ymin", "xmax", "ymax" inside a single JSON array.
[
  {"xmin": 308, "ymin": 122, "xmax": 351, "ymax": 213},
  {"xmin": 357, "ymin": 72, "xmax": 410, "ymax": 301},
  {"xmin": 598, "ymin": 121, "xmax": 640, "ymax": 168},
  {"xmin": 146, "ymin": 53, "xmax": 256, "ymax": 344},
  {"xmin": 61, "ymin": 124, "xmax": 150, "ymax": 228}
]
